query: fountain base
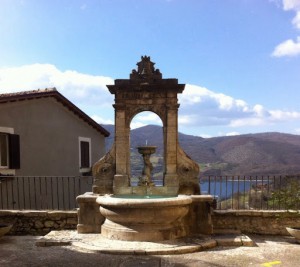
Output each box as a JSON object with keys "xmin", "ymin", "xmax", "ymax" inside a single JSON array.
[
  {"xmin": 96, "ymin": 195, "xmax": 192, "ymax": 241},
  {"xmin": 101, "ymin": 219, "xmax": 187, "ymax": 242}
]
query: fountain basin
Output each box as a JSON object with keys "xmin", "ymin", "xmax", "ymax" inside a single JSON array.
[{"xmin": 96, "ymin": 195, "xmax": 192, "ymax": 241}]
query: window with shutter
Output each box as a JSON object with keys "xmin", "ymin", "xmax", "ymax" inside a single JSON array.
[
  {"xmin": 9, "ymin": 134, "xmax": 20, "ymax": 169},
  {"xmin": 79, "ymin": 137, "xmax": 91, "ymax": 170},
  {"xmin": 0, "ymin": 133, "xmax": 9, "ymax": 168},
  {"xmin": 80, "ymin": 141, "xmax": 90, "ymax": 168},
  {"xmin": 0, "ymin": 132, "xmax": 20, "ymax": 169}
]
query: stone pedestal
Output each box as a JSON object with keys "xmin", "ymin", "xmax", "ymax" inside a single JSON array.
[
  {"xmin": 76, "ymin": 193, "xmax": 104, "ymax": 233},
  {"xmin": 188, "ymin": 195, "xmax": 214, "ymax": 235}
]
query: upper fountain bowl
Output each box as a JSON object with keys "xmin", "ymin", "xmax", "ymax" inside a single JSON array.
[{"xmin": 137, "ymin": 146, "xmax": 157, "ymax": 154}]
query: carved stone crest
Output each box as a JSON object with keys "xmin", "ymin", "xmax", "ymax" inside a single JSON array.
[{"xmin": 130, "ymin": 56, "xmax": 162, "ymax": 81}]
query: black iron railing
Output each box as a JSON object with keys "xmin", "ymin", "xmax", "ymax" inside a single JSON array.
[
  {"xmin": 0, "ymin": 175, "xmax": 299, "ymax": 211},
  {"xmin": 201, "ymin": 175, "xmax": 300, "ymax": 210},
  {"xmin": 0, "ymin": 176, "xmax": 93, "ymax": 210}
]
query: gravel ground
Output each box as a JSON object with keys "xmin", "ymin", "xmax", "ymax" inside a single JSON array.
[{"xmin": 0, "ymin": 235, "xmax": 299, "ymax": 267}]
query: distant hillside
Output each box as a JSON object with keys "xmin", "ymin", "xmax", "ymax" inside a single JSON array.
[{"xmin": 101, "ymin": 124, "xmax": 300, "ymax": 176}]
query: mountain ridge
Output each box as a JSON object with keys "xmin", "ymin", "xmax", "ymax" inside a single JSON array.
[{"xmin": 101, "ymin": 124, "xmax": 300, "ymax": 176}]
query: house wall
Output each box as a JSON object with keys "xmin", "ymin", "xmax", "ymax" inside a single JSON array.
[{"xmin": 0, "ymin": 98, "xmax": 106, "ymax": 176}]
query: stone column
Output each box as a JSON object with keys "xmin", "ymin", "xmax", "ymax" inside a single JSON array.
[
  {"xmin": 113, "ymin": 106, "xmax": 130, "ymax": 194},
  {"xmin": 164, "ymin": 102, "xmax": 179, "ymax": 192}
]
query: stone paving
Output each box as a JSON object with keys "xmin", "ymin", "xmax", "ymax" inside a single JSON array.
[
  {"xmin": 1, "ymin": 234, "xmax": 300, "ymax": 266},
  {"xmin": 35, "ymin": 230, "xmax": 254, "ymax": 255}
]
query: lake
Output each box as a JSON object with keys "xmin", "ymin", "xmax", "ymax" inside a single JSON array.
[
  {"xmin": 133, "ymin": 179, "xmax": 257, "ymax": 200},
  {"xmin": 200, "ymin": 180, "xmax": 253, "ymax": 200}
]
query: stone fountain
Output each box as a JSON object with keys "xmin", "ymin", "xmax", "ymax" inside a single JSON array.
[
  {"xmin": 97, "ymin": 144, "xmax": 191, "ymax": 241},
  {"xmin": 77, "ymin": 56, "xmax": 214, "ymax": 242}
]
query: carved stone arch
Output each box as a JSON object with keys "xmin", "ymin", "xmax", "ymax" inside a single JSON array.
[
  {"xmin": 93, "ymin": 56, "xmax": 200, "ymax": 196},
  {"xmin": 127, "ymin": 106, "xmax": 166, "ymax": 129}
]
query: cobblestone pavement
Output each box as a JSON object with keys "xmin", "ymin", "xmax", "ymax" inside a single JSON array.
[{"xmin": 0, "ymin": 235, "xmax": 299, "ymax": 267}]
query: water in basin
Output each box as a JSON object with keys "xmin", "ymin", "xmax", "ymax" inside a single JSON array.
[{"xmin": 112, "ymin": 194, "xmax": 176, "ymax": 199}]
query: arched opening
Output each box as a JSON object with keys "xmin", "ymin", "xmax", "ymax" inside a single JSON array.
[{"xmin": 129, "ymin": 111, "xmax": 164, "ymax": 186}]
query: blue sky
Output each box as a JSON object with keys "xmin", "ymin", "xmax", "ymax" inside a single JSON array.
[{"xmin": 0, "ymin": 0, "xmax": 300, "ymax": 137}]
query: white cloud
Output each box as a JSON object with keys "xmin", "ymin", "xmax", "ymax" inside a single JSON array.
[
  {"xmin": 133, "ymin": 112, "xmax": 162, "ymax": 124},
  {"xmin": 0, "ymin": 64, "xmax": 57, "ymax": 91},
  {"xmin": 198, "ymin": 133, "xmax": 213, "ymax": 138},
  {"xmin": 179, "ymin": 84, "xmax": 209, "ymax": 105},
  {"xmin": 129, "ymin": 111, "xmax": 163, "ymax": 129},
  {"xmin": 179, "ymin": 83, "xmax": 247, "ymax": 113},
  {"xmin": 180, "ymin": 83, "xmax": 300, "ymax": 129},
  {"xmin": 282, "ymin": 0, "xmax": 300, "ymax": 11},
  {"xmin": 178, "ymin": 115, "xmax": 195, "ymax": 125},
  {"xmin": 0, "ymin": 64, "xmax": 114, "ymax": 106},
  {"xmin": 179, "ymin": 84, "xmax": 250, "ymax": 123},
  {"xmin": 1, "ymin": 63, "xmax": 299, "ymax": 135},
  {"xmin": 131, "ymin": 121, "xmax": 147, "ymax": 129},
  {"xmin": 228, "ymin": 109, "xmax": 300, "ymax": 127},
  {"xmin": 91, "ymin": 115, "xmax": 114, "ymax": 125},
  {"xmin": 226, "ymin": 132, "xmax": 241, "ymax": 136},
  {"xmin": 272, "ymin": 36, "xmax": 300, "ymax": 57},
  {"xmin": 271, "ymin": 0, "xmax": 300, "ymax": 57},
  {"xmin": 269, "ymin": 109, "xmax": 300, "ymax": 120},
  {"xmin": 292, "ymin": 11, "xmax": 300, "ymax": 28},
  {"xmin": 180, "ymin": 84, "xmax": 249, "ymax": 115},
  {"xmin": 229, "ymin": 118, "xmax": 266, "ymax": 127},
  {"xmin": 253, "ymin": 104, "xmax": 269, "ymax": 117}
]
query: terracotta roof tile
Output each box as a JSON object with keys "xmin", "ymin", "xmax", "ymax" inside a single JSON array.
[{"xmin": 0, "ymin": 88, "xmax": 57, "ymax": 98}]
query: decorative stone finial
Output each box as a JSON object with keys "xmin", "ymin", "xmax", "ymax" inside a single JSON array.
[{"xmin": 130, "ymin": 55, "xmax": 162, "ymax": 81}]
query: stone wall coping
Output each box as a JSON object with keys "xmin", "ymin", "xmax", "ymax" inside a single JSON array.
[
  {"xmin": 213, "ymin": 210, "xmax": 300, "ymax": 217},
  {"xmin": 0, "ymin": 210, "xmax": 77, "ymax": 216},
  {"xmin": 191, "ymin": 195, "xmax": 213, "ymax": 203},
  {"xmin": 77, "ymin": 193, "xmax": 100, "ymax": 203},
  {"xmin": 2, "ymin": 209, "xmax": 298, "ymax": 217}
]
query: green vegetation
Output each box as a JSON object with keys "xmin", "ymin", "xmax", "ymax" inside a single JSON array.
[
  {"xmin": 270, "ymin": 179, "xmax": 300, "ymax": 210},
  {"xmin": 216, "ymin": 176, "xmax": 300, "ymax": 211}
]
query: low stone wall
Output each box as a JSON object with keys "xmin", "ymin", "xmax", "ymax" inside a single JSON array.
[
  {"xmin": 212, "ymin": 210, "xmax": 300, "ymax": 235},
  {"xmin": 2, "ymin": 209, "xmax": 300, "ymax": 236},
  {"xmin": 0, "ymin": 210, "xmax": 77, "ymax": 235}
]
